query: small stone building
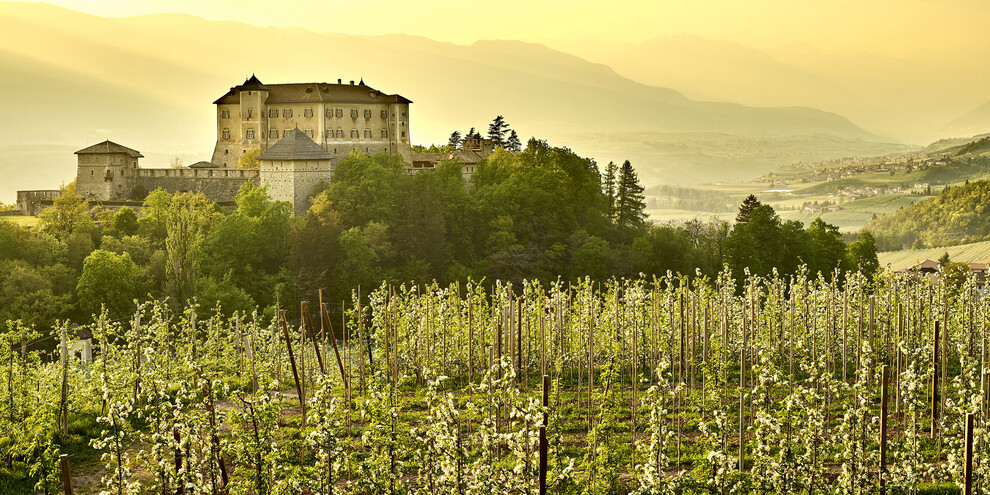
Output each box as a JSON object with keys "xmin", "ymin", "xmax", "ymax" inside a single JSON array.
[
  {"xmin": 258, "ymin": 128, "xmax": 335, "ymax": 216},
  {"xmin": 75, "ymin": 140, "xmax": 143, "ymax": 201}
]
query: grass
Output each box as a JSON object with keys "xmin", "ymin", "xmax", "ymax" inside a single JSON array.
[{"xmin": 0, "ymin": 216, "xmax": 37, "ymax": 227}]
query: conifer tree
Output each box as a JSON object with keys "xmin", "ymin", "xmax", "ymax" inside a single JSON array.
[
  {"xmin": 505, "ymin": 130, "xmax": 521, "ymax": 152},
  {"xmin": 735, "ymin": 194, "xmax": 762, "ymax": 224},
  {"xmin": 465, "ymin": 127, "xmax": 477, "ymax": 140},
  {"xmin": 448, "ymin": 131, "xmax": 462, "ymax": 149},
  {"xmin": 602, "ymin": 161, "xmax": 618, "ymax": 219},
  {"xmin": 487, "ymin": 116, "xmax": 509, "ymax": 148},
  {"xmin": 615, "ymin": 160, "xmax": 647, "ymax": 229}
]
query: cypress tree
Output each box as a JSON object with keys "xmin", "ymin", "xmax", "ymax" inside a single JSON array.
[{"xmin": 448, "ymin": 131, "xmax": 462, "ymax": 149}]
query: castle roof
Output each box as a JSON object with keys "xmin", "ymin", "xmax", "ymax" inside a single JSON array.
[
  {"xmin": 258, "ymin": 128, "xmax": 334, "ymax": 161},
  {"xmin": 74, "ymin": 140, "xmax": 143, "ymax": 158},
  {"xmin": 213, "ymin": 78, "xmax": 411, "ymax": 105},
  {"xmin": 239, "ymin": 74, "xmax": 269, "ymax": 92}
]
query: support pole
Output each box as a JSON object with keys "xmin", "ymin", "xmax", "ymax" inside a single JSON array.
[
  {"xmin": 59, "ymin": 454, "xmax": 73, "ymax": 495},
  {"xmin": 279, "ymin": 311, "xmax": 306, "ymax": 422},
  {"xmin": 540, "ymin": 374, "xmax": 548, "ymax": 495}
]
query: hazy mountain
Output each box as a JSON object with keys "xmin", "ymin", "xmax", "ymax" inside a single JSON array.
[
  {"xmin": 578, "ymin": 35, "xmax": 862, "ymax": 110},
  {"xmin": 943, "ymin": 101, "xmax": 990, "ymax": 138},
  {"xmin": 572, "ymin": 35, "xmax": 990, "ymax": 144},
  {"xmin": 0, "ymin": 2, "xmax": 905, "ymax": 202}
]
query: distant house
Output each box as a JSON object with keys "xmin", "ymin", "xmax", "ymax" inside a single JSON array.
[{"xmin": 895, "ymin": 258, "xmax": 987, "ymax": 291}]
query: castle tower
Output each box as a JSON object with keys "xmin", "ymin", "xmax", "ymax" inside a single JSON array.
[
  {"xmin": 74, "ymin": 140, "xmax": 142, "ymax": 200},
  {"xmin": 258, "ymin": 128, "xmax": 335, "ymax": 216}
]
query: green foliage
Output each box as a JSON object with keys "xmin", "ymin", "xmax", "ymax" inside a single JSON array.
[
  {"xmin": 76, "ymin": 249, "xmax": 137, "ymax": 319},
  {"xmin": 111, "ymin": 207, "xmax": 139, "ymax": 237},
  {"xmin": 868, "ymin": 179, "xmax": 990, "ymax": 250},
  {"xmin": 38, "ymin": 181, "xmax": 95, "ymax": 241}
]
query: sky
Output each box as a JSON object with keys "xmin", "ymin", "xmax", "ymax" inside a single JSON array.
[{"xmin": 18, "ymin": 0, "xmax": 990, "ymax": 55}]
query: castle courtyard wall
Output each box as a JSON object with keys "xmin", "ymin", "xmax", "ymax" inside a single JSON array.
[{"xmin": 132, "ymin": 168, "xmax": 258, "ymax": 201}]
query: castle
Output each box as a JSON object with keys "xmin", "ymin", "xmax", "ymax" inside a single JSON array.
[{"xmin": 18, "ymin": 75, "xmax": 491, "ymax": 216}]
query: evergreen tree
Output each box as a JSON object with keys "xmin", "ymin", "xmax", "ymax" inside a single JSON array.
[
  {"xmin": 448, "ymin": 130, "xmax": 462, "ymax": 149},
  {"xmin": 465, "ymin": 127, "xmax": 477, "ymax": 140},
  {"xmin": 505, "ymin": 130, "xmax": 521, "ymax": 152},
  {"xmin": 487, "ymin": 115, "xmax": 509, "ymax": 148},
  {"xmin": 735, "ymin": 194, "xmax": 762, "ymax": 224},
  {"xmin": 615, "ymin": 160, "xmax": 647, "ymax": 229},
  {"xmin": 602, "ymin": 161, "xmax": 618, "ymax": 219}
]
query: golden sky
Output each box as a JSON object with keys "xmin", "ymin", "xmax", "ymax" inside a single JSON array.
[{"xmin": 18, "ymin": 0, "xmax": 990, "ymax": 55}]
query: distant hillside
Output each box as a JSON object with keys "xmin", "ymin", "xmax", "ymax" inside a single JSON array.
[
  {"xmin": 0, "ymin": 1, "xmax": 906, "ymax": 202},
  {"xmin": 943, "ymin": 100, "xmax": 990, "ymax": 138},
  {"xmin": 878, "ymin": 240, "xmax": 990, "ymax": 271},
  {"xmin": 867, "ymin": 180, "xmax": 990, "ymax": 250}
]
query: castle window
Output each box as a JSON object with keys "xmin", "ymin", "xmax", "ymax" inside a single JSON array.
[
  {"xmin": 269, "ymin": 109, "xmax": 278, "ymax": 118},
  {"xmin": 350, "ymin": 109, "xmax": 358, "ymax": 118},
  {"xmin": 221, "ymin": 109, "xmax": 230, "ymax": 119},
  {"xmin": 336, "ymin": 109, "xmax": 343, "ymax": 118},
  {"xmin": 246, "ymin": 129, "xmax": 255, "ymax": 139},
  {"xmin": 351, "ymin": 129, "xmax": 359, "ymax": 138},
  {"xmin": 401, "ymin": 131, "xmax": 406, "ymax": 137},
  {"xmin": 247, "ymin": 108, "xmax": 254, "ymax": 118},
  {"xmin": 364, "ymin": 109, "xmax": 372, "ymax": 119},
  {"xmin": 222, "ymin": 129, "xmax": 230, "ymax": 139},
  {"xmin": 326, "ymin": 130, "xmax": 332, "ymax": 139},
  {"xmin": 326, "ymin": 109, "xmax": 333, "ymax": 118},
  {"xmin": 304, "ymin": 108, "xmax": 313, "ymax": 118},
  {"xmin": 381, "ymin": 129, "xmax": 388, "ymax": 138},
  {"xmin": 90, "ymin": 170, "xmax": 94, "ymax": 176},
  {"xmin": 306, "ymin": 129, "xmax": 314, "ymax": 138},
  {"xmin": 269, "ymin": 130, "xmax": 278, "ymax": 139},
  {"xmin": 283, "ymin": 109, "xmax": 292, "ymax": 118},
  {"xmin": 381, "ymin": 109, "xmax": 387, "ymax": 119},
  {"xmin": 336, "ymin": 129, "xmax": 343, "ymax": 138},
  {"xmin": 364, "ymin": 129, "xmax": 372, "ymax": 138},
  {"xmin": 402, "ymin": 112, "xmax": 407, "ymax": 116}
]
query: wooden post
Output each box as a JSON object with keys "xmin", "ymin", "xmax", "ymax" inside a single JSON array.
[
  {"xmin": 965, "ymin": 413, "xmax": 974, "ymax": 495},
  {"xmin": 245, "ymin": 324, "xmax": 259, "ymax": 394},
  {"xmin": 880, "ymin": 364, "xmax": 888, "ymax": 495},
  {"xmin": 739, "ymin": 313, "xmax": 746, "ymax": 471},
  {"xmin": 932, "ymin": 320, "xmax": 940, "ymax": 436},
  {"xmin": 540, "ymin": 374, "xmax": 548, "ymax": 495},
  {"xmin": 59, "ymin": 454, "xmax": 73, "ymax": 495},
  {"xmin": 279, "ymin": 311, "xmax": 306, "ymax": 422},
  {"xmin": 319, "ymin": 303, "xmax": 350, "ymax": 394},
  {"xmin": 133, "ymin": 313, "xmax": 141, "ymax": 403},
  {"xmin": 60, "ymin": 326, "xmax": 68, "ymax": 436},
  {"xmin": 301, "ymin": 302, "xmax": 327, "ymax": 375}
]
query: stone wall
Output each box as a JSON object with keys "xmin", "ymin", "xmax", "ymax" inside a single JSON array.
[
  {"xmin": 17, "ymin": 190, "xmax": 61, "ymax": 216},
  {"xmin": 132, "ymin": 168, "xmax": 259, "ymax": 201}
]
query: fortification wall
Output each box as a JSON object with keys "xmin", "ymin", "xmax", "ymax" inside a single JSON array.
[
  {"xmin": 132, "ymin": 168, "xmax": 258, "ymax": 201},
  {"xmin": 17, "ymin": 190, "xmax": 61, "ymax": 216}
]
